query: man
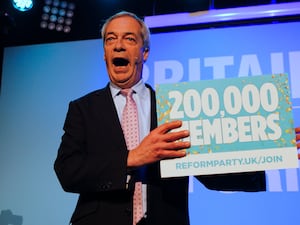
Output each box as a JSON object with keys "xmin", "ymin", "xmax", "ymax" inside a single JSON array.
[{"xmin": 55, "ymin": 11, "xmax": 279, "ymax": 225}]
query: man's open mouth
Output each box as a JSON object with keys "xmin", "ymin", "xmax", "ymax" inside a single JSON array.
[{"xmin": 113, "ymin": 57, "xmax": 129, "ymax": 66}]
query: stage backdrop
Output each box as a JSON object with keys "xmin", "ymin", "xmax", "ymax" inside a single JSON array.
[{"xmin": 0, "ymin": 20, "xmax": 299, "ymax": 225}]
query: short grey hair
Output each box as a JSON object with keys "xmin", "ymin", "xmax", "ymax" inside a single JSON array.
[{"xmin": 101, "ymin": 11, "xmax": 150, "ymax": 51}]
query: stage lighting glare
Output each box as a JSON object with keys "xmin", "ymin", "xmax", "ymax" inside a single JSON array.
[
  {"xmin": 63, "ymin": 26, "xmax": 71, "ymax": 33},
  {"xmin": 59, "ymin": 9, "xmax": 66, "ymax": 16},
  {"xmin": 65, "ymin": 18, "xmax": 72, "ymax": 25},
  {"xmin": 53, "ymin": 0, "xmax": 60, "ymax": 7},
  {"xmin": 51, "ymin": 7, "xmax": 58, "ymax": 14},
  {"xmin": 66, "ymin": 10, "xmax": 74, "ymax": 17},
  {"xmin": 48, "ymin": 22, "xmax": 55, "ymax": 30},
  {"xmin": 40, "ymin": 0, "xmax": 75, "ymax": 33},
  {"xmin": 40, "ymin": 21, "xmax": 47, "ymax": 29},
  {"xmin": 60, "ymin": 1, "xmax": 67, "ymax": 8},
  {"xmin": 43, "ymin": 6, "xmax": 51, "ymax": 13},
  {"xmin": 45, "ymin": 0, "xmax": 52, "ymax": 5},
  {"xmin": 57, "ymin": 17, "xmax": 64, "ymax": 23},
  {"xmin": 41, "ymin": 13, "xmax": 49, "ymax": 20},
  {"xmin": 56, "ymin": 24, "xmax": 63, "ymax": 31},
  {"xmin": 12, "ymin": 0, "xmax": 33, "ymax": 12},
  {"xmin": 50, "ymin": 15, "xmax": 57, "ymax": 22}
]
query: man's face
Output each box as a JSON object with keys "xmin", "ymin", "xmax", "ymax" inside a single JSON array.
[{"xmin": 103, "ymin": 16, "xmax": 149, "ymax": 89}]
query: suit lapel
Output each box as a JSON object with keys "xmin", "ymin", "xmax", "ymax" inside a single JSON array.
[
  {"xmin": 96, "ymin": 84, "xmax": 127, "ymax": 149},
  {"xmin": 146, "ymin": 84, "xmax": 157, "ymax": 131}
]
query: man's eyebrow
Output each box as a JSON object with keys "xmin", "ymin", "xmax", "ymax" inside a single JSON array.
[
  {"xmin": 124, "ymin": 32, "xmax": 137, "ymax": 36},
  {"xmin": 105, "ymin": 31, "xmax": 137, "ymax": 37},
  {"xmin": 105, "ymin": 31, "xmax": 115, "ymax": 37}
]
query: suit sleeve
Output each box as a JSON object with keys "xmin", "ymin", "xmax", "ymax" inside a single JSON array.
[
  {"xmin": 54, "ymin": 99, "xmax": 129, "ymax": 194},
  {"xmin": 197, "ymin": 171, "xmax": 266, "ymax": 192}
]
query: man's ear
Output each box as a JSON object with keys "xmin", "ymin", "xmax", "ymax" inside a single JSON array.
[{"xmin": 143, "ymin": 48, "xmax": 149, "ymax": 62}]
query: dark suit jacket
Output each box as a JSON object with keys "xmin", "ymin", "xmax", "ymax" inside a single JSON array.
[{"xmin": 54, "ymin": 83, "xmax": 266, "ymax": 225}]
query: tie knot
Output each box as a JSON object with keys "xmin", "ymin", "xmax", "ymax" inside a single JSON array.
[{"xmin": 121, "ymin": 88, "xmax": 133, "ymax": 97}]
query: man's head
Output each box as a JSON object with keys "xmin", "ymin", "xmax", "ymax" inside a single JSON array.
[{"xmin": 101, "ymin": 11, "xmax": 150, "ymax": 89}]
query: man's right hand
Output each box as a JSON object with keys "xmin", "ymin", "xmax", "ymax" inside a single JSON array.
[{"xmin": 127, "ymin": 120, "xmax": 190, "ymax": 167}]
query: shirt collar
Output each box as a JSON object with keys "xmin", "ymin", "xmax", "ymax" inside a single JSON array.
[{"xmin": 109, "ymin": 79, "xmax": 147, "ymax": 98}]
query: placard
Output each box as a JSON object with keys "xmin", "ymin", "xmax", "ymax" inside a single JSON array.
[{"xmin": 156, "ymin": 74, "xmax": 299, "ymax": 178}]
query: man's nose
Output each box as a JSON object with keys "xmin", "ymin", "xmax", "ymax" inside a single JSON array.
[{"xmin": 114, "ymin": 39, "xmax": 125, "ymax": 51}]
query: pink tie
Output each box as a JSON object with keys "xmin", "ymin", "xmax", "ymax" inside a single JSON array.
[{"xmin": 121, "ymin": 89, "xmax": 143, "ymax": 225}]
